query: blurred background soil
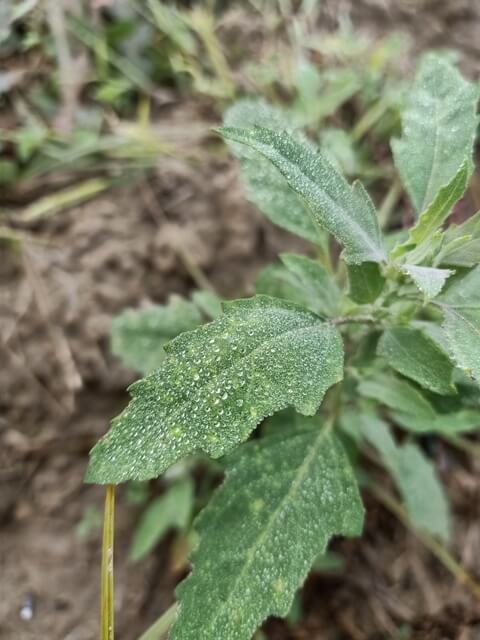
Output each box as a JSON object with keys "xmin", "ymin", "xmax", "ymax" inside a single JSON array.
[{"xmin": 1, "ymin": 1, "xmax": 480, "ymax": 639}]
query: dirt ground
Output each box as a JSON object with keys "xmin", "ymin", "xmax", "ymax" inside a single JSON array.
[{"xmin": 2, "ymin": 2, "xmax": 480, "ymax": 639}]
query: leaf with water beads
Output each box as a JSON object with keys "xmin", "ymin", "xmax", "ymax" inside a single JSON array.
[
  {"xmin": 392, "ymin": 53, "xmax": 478, "ymax": 214},
  {"xmin": 170, "ymin": 418, "xmax": 364, "ymax": 640},
  {"xmin": 217, "ymin": 126, "xmax": 386, "ymax": 265},
  {"xmin": 86, "ymin": 296, "xmax": 344, "ymax": 484},
  {"xmin": 223, "ymin": 99, "xmax": 323, "ymax": 244}
]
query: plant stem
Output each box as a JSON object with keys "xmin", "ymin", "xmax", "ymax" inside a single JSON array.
[
  {"xmin": 351, "ymin": 97, "xmax": 390, "ymax": 143},
  {"xmin": 138, "ymin": 603, "xmax": 178, "ymax": 640},
  {"xmin": 101, "ymin": 485, "xmax": 115, "ymax": 640},
  {"xmin": 371, "ymin": 483, "xmax": 480, "ymax": 602}
]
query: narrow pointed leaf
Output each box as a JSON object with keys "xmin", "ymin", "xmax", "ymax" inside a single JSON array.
[
  {"xmin": 392, "ymin": 54, "xmax": 478, "ymax": 214},
  {"xmin": 359, "ymin": 374, "xmax": 436, "ymax": 420},
  {"xmin": 359, "ymin": 373, "xmax": 479, "ymax": 434},
  {"xmin": 402, "ymin": 265, "xmax": 454, "ymax": 300},
  {"xmin": 111, "ymin": 293, "xmax": 220, "ymax": 374},
  {"xmin": 218, "ymin": 126, "xmax": 386, "ymax": 265},
  {"xmin": 392, "ymin": 408, "xmax": 480, "ymax": 435},
  {"xmin": 171, "ymin": 420, "xmax": 364, "ymax": 640},
  {"xmin": 378, "ymin": 328, "xmax": 456, "ymax": 395},
  {"xmin": 223, "ymin": 100, "xmax": 321, "ymax": 243},
  {"xmin": 359, "ymin": 415, "xmax": 450, "ymax": 541},
  {"xmin": 130, "ymin": 479, "xmax": 194, "ymax": 562},
  {"xmin": 86, "ymin": 296, "xmax": 344, "ymax": 484}
]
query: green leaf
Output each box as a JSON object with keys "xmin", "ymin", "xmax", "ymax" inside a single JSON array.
[
  {"xmin": 400, "ymin": 161, "xmax": 469, "ymax": 254},
  {"xmin": 280, "ymin": 253, "xmax": 341, "ymax": 317},
  {"xmin": 358, "ymin": 374, "xmax": 436, "ymax": 421},
  {"xmin": 359, "ymin": 373, "xmax": 479, "ymax": 434},
  {"xmin": 392, "ymin": 54, "xmax": 478, "ymax": 214},
  {"xmin": 442, "ymin": 308, "xmax": 480, "ymax": 383},
  {"xmin": 130, "ymin": 479, "xmax": 194, "ymax": 562},
  {"xmin": 359, "ymin": 415, "xmax": 450, "ymax": 541},
  {"xmin": 255, "ymin": 256, "xmax": 341, "ymax": 318},
  {"xmin": 223, "ymin": 100, "xmax": 321, "ymax": 244},
  {"xmin": 86, "ymin": 296, "xmax": 344, "ymax": 484},
  {"xmin": 111, "ymin": 293, "xmax": 219, "ymax": 374},
  {"xmin": 255, "ymin": 264, "xmax": 311, "ymax": 306},
  {"xmin": 438, "ymin": 264, "xmax": 480, "ymax": 309},
  {"xmin": 439, "ymin": 265, "xmax": 480, "ymax": 383},
  {"xmin": 438, "ymin": 238, "xmax": 480, "ymax": 268},
  {"xmin": 217, "ymin": 126, "xmax": 386, "ymax": 265},
  {"xmin": 392, "ymin": 408, "xmax": 480, "ymax": 435},
  {"xmin": 378, "ymin": 328, "xmax": 456, "ymax": 395},
  {"xmin": 402, "ymin": 265, "xmax": 454, "ymax": 300},
  {"xmin": 171, "ymin": 420, "xmax": 364, "ymax": 640},
  {"xmin": 347, "ymin": 262, "xmax": 385, "ymax": 304},
  {"xmin": 438, "ymin": 211, "xmax": 480, "ymax": 267}
]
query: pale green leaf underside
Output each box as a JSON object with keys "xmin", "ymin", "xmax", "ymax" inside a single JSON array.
[
  {"xmin": 86, "ymin": 296, "xmax": 343, "ymax": 483},
  {"xmin": 223, "ymin": 100, "xmax": 320, "ymax": 243},
  {"xmin": 130, "ymin": 479, "xmax": 193, "ymax": 562},
  {"xmin": 359, "ymin": 415, "xmax": 450, "ymax": 541},
  {"xmin": 392, "ymin": 53, "xmax": 478, "ymax": 214},
  {"xmin": 218, "ymin": 126, "xmax": 386, "ymax": 265},
  {"xmin": 111, "ymin": 293, "xmax": 220, "ymax": 374},
  {"xmin": 171, "ymin": 421, "xmax": 364, "ymax": 640},
  {"xmin": 378, "ymin": 328, "xmax": 456, "ymax": 395},
  {"xmin": 402, "ymin": 264, "xmax": 454, "ymax": 299},
  {"xmin": 392, "ymin": 408, "xmax": 480, "ymax": 435}
]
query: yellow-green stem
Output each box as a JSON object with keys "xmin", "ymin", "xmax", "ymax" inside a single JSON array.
[{"xmin": 101, "ymin": 485, "xmax": 115, "ymax": 640}]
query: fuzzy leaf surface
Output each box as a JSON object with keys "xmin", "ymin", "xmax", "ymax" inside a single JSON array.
[
  {"xmin": 170, "ymin": 420, "xmax": 364, "ymax": 640},
  {"xmin": 223, "ymin": 100, "xmax": 321, "ymax": 243},
  {"xmin": 111, "ymin": 293, "xmax": 220, "ymax": 374},
  {"xmin": 378, "ymin": 328, "xmax": 456, "ymax": 395},
  {"xmin": 360, "ymin": 415, "xmax": 450, "ymax": 541},
  {"xmin": 218, "ymin": 126, "xmax": 386, "ymax": 264},
  {"xmin": 402, "ymin": 265, "xmax": 454, "ymax": 300},
  {"xmin": 86, "ymin": 296, "xmax": 344, "ymax": 483},
  {"xmin": 392, "ymin": 54, "xmax": 478, "ymax": 214},
  {"xmin": 439, "ymin": 265, "xmax": 480, "ymax": 383}
]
